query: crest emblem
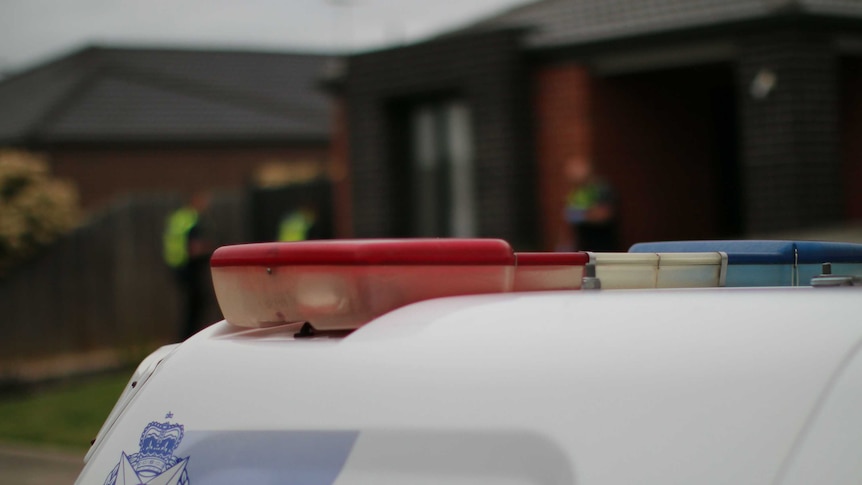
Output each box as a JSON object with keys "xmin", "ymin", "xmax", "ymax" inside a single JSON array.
[{"xmin": 104, "ymin": 413, "xmax": 190, "ymax": 485}]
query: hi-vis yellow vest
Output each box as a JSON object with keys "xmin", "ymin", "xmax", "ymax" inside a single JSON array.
[
  {"xmin": 567, "ymin": 184, "xmax": 602, "ymax": 210},
  {"xmin": 163, "ymin": 207, "xmax": 198, "ymax": 268},
  {"xmin": 279, "ymin": 210, "xmax": 316, "ymax": 242}
]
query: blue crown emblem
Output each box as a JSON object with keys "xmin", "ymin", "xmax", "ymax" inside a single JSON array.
[
  {"xmin": 136, "ymin": 421, "xmax": 185, "ymax": 476},
  {"xmin": 104, "ymin": 413, "xmax": 190, "ymax": 485}
]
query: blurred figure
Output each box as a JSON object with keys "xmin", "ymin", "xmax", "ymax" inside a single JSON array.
[
  {"xmin": 163, "ymin": 192, "xmax": 212, "ymax": 340},
  {"xmin": 560, "ymin": 156, "xmax": 619, "ymax": 251},
  {"xmin": 278, "ymin": 203, "xmax": 321, "ymax": 242}
]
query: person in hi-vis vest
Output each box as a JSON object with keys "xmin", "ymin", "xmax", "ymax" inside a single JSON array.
[
  {"xmin": 164, "ymin": 192, "xmax": 211, "ymax": 340},
  {"xmin": 560, "ymin": 156, "xmax": 619, "ymax": 251},
  {"xmin": 278, "ymin": 204, "xmax": 320, "ymax": 242}
]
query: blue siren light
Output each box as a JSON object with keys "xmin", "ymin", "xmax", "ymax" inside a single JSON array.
[{"xmin": 629, "ymin": 240, "xmax": 862, "ymax": 286}]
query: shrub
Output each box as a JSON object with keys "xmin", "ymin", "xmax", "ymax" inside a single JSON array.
[{"xmin": 0, "ymin": 150, "xmax": 79, "ymax": 273}]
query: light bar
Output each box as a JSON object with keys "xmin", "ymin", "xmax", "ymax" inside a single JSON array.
[
  {"xmin": 513, "ymin": 251, "xmax": 727, "ymax": 290},
  {"xmin": 589, "ymin": 252, "xmax": 727, "ymax": 289},
  {"xmin": 213, "ymin": 238, "xmax": 855, "ymax": 332},
  {"xmin": 513, "ymin": 252, "xmax": 589, "ymax": 291},
  {"xmin": 629, "ymin": 240, "xmax": 862, "ymax": 286},
  {"xmin": 211, "ymin": 239, "xmax": 516, "ymax": 330}
]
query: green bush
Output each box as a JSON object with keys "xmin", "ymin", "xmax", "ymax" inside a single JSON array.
[{"xmin": 0, "ymin": 150, "xmax": 79, "ymax": 273}]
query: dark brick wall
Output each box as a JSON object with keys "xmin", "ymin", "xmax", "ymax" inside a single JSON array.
[
  {"xmin": 737, "ymin": 30, "xmax": 842, "ymax": 233},
  {"xmin": 345, "ymin": 29, "xmax": 535, "ymax": 246}
]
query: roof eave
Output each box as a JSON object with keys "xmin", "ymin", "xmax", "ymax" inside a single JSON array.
[
  {"xmin": 519, "ymin": 11, "xmax": 862, "ymax": 63},
  {"xmin": 18, "ymin": 133, "xmax": 331, "ymax": 149}
]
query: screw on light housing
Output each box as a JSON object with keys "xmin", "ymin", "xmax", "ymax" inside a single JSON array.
[{"xmin": 582, "ymin": 263, "xmax": 601, "ymax": 290}]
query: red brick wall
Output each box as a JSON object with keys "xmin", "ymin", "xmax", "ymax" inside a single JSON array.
[
  {"xmin": 532, "ymin": 64, "xmax": 594, "ymax": 250},
  {"xmin": 47, "ymin": 144, "xmax": 328, "ymax": 210},
  {"xmin": 841, "ymin": 57, "xmax": 862, "ymax": 221}
]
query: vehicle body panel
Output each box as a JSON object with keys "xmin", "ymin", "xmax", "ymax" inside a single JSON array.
[{"xmin": 77, "ymin": 288, "xmax": 862, "ymax": 484}]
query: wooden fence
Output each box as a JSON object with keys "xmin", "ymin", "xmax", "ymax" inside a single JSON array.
[{"xmin": 0, "ymin": 191, "xmax": 248, "ymax": 376}]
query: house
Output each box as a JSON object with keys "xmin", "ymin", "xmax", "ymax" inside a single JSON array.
[
  {"xmin": 332, "ymin": 0, "xmax": 862, "ymax": 249},
  {"xmin": 0, "ymin": 46, "xmax": 334, "ymax": 209}
]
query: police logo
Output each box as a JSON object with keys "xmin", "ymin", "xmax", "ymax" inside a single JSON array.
[{"xmin": 104, "ymin": 413, "xmax": 190, "ymax": 485}]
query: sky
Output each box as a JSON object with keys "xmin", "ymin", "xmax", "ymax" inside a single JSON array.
[{"xmin": 0, "ymin": 0, "xmax": 532, "ymax": 73}]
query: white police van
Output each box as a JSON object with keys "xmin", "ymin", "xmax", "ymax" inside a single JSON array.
[{"xmin": 76, "ymin": 239, "xmax": 862, "ymax": 485}]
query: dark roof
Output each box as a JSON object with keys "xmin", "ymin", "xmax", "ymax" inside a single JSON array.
[
  {"xmin": 466, "ymin": 0, "xmax": 862, "ymax": 48},
  {"xmin": 0, "ymin": 46, "xmax": 334, "ymax": 145}
]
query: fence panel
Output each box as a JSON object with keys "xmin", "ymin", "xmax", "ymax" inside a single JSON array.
[{"xmin": 0, "ymin": 191, "xmax": 248, "ymax": 374}]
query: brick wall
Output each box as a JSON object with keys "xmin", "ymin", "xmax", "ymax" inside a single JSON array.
[
  {"xmin": 737, "ymin": 30, "xmax": 842, "ymax": 233},
  {"xmin": 532, "ymin": 64, "xmax": 594, "ymax": 250},
  {"xmin": 47, "ymin": 144, "xmax": 329, "ymax": 210},
  {"xmin": 345, "ymin": 29, "xmax": 535, "ymax": 247},
  {"xmin": 329, "ymin": 98, "xmax": 354, "ymax": 238},
  {"xmin": 345, "ymin": 25, "xmax": 852, "ymax": 245}
]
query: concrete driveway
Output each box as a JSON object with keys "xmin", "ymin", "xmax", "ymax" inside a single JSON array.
[{"xmin": 0, "ymin": 443, "xmax": 83, "ymax": 484}]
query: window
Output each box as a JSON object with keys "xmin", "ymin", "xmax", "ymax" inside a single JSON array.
[{"xmin": 409, "ymin": 100, "xmax": 476, "ymax": 237}]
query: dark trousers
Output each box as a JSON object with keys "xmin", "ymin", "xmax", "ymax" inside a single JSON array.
[
  {"xmin": 574, "ymin": 222, "xmax": 620, "ymax": 252},
  {"xmin": 173, "ymin": 258, "xmax": 207, "ymax": 340}
]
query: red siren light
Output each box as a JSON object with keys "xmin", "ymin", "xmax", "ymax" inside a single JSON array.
[{"xmin": 211, "ymin": 239, "xmax": 518, "ymax": 330}]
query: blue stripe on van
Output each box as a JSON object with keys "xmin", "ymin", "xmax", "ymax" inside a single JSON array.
[{"xmin": 178, "ymin": 430, "xmax": 358, "ymax": 485}]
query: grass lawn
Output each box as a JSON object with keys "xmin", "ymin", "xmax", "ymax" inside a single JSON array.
[{"xmin": 0, "ymin": 372, "xmax": 131, "ymax": 451}]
